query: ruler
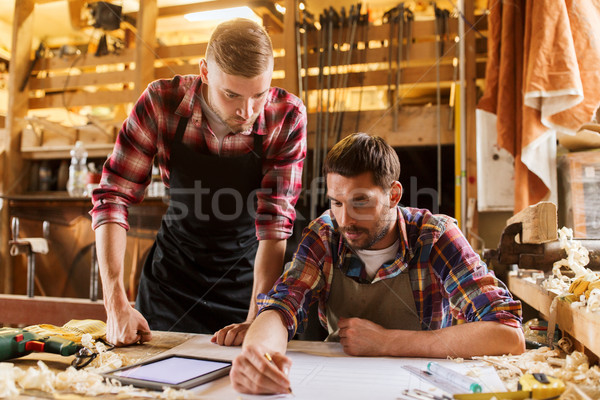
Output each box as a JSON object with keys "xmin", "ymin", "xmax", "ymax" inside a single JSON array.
[{"xmin": 403, "ymin": 365, "xmax": 465, "ymax": 395}]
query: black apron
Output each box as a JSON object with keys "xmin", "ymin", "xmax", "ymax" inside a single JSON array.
[{"xmin": 136, "ymin": 117, "xmax": 263, "ymax": 333}]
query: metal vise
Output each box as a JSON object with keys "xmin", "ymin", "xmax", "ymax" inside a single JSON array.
[{"xmin": 483, "ymin": 222, "xmax": 600, "ymax": 272}]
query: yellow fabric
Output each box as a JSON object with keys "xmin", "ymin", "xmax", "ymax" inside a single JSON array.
[{"xmin": 24, "ymin": 319, "xmax": 106, "ymax": 344}]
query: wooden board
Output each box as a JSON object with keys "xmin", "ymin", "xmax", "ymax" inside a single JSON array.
[
  {"xmin": 508, "ymin": 273, "xmax": 600, "ymax": 359},
  {"xmin": 0, "ymin": 294, "xmax": 107, "ymax": 326},
  {"xmin": 506, "ymin": 201, "xmax": 558, "ymax": 244}
]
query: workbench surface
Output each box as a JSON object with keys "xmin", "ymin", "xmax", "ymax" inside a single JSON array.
[{"xmin": 5, "ymin": 330, "xmax": 599, "ymax": 399}]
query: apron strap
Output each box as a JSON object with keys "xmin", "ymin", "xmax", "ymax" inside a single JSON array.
[
  {"xmin": 173, "ymin": 116, "xmax": 190, "ymax": 144},
  {"xmin": 253, "ymin": 133, "xmax": 264, "ymax": 159}
]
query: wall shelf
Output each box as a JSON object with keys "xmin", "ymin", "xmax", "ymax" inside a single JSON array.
[{"xmin": 508, "ymin": 272, "xmax": 600, "ymax": 360}]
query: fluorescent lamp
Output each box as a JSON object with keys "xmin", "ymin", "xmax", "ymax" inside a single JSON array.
[
  {"xmin": 275, "ymin": 4, "xmax": 286, "ymax": 14},
  {"xmin": 184, "ymin": 6, "xmax": 260, "ymax": 23}
]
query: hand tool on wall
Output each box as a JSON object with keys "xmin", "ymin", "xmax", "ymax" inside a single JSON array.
[
  {"xmin": 384, "ymin": 6, "xmax": 398, "ymax": 125},
  {"xmin": 20, "ymin": 41, "xmax": 46, "ymax": 92},
  {"xmin": 334, "ymin": 3, "xmax": 360, "ymax": 144},
  {"xmin": 321, "ymin": 7, "xmax": 335, "ymax": 196},
  {"xmin": 355, "ymin": 8, "xmax": 370, "ymax": 132}
]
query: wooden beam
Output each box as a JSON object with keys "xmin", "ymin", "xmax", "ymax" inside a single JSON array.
[
  {"xmin": 506, "ymin": 201, "xmax": 558, "ymax": 244},
  {"xmin": 135, "ymin": 0, "xmax": 157, "ymax": 98},
  {"xmin": 306, "ymin": 106, "xmax": 455, "ymax": 148},
  {"xmin": 34, "ymin": 48, "xmax": 136, "ymax": 72},
  {"xmin": 0, "ymin": 294, "xmax": 106, "ymax": 326},
  {"xmin": 508, "ymin": 274, "xmax": 600, "ymax": 361},
  {"xmin": 282, "ymin": 0, "xmax": 299, "ymax": 95},
  {"xmin": 29, "ymin": 70, "xmax": 136, "ymax": 91},
  {"xmin": 28, "ymin": 89, "xmax": 135, "ymax": 109},
  {"xmin": 3, "ymin": 0, "xmax": 35, "ymax": 294},
  {"xmin": 465, "ymin": 0, "xmax": 479, "ymax": 241},
  {"xmin": 155, "ymin": 43, "xmax": 206, "ymax": 60}
]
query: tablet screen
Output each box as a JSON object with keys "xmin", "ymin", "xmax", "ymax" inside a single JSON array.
[{"xmin": 113, "ymin": 356, "xmax": 230, "ymax": 385}]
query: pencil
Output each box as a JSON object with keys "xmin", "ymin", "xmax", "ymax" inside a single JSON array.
[{"xmin": 264, "ymin": 352, "xmax": 293, "ymax": 395}]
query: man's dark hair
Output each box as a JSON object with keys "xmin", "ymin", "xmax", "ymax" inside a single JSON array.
[{"xmin": 323, "ymin": 133, "xmax": 401, "ymax": 189}]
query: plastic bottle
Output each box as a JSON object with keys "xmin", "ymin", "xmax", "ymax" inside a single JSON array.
[{"xmin": 67, "ymin": 141, "xmax": 89, "ymax": 197}]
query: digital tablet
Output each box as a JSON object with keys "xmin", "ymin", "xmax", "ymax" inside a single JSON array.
[{"xmin": 102, "ymin": 354, "xmax": 232, "ymax": 390}]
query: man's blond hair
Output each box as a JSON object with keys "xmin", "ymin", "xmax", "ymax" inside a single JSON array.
[{"xmin": 206, "ymin": 18, "xmax": 273, "ymax": 78}]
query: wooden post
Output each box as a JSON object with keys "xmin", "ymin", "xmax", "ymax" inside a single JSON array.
[
  {"xmin": 282, "ymin": 0, "xmax": 299, "ymax": 95},
  {"xmin": 464, "ymin": 0, "xmax": 479, "ymax": 243},
  {"xmin": 1, "ymin": 0, "xmax": 36, "ymax": 293},
  {"xmin": 134, "ymin": 0, "xmax": 157, "ymax": 98}
]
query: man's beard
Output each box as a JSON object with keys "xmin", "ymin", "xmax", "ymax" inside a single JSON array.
[
  {"xmin": 342, "ymin": 215, "xmax": 392, "ymax": 250},
  {"xmin": 207, "ymin": 97, "xmax": 256, "ymax": 134}
]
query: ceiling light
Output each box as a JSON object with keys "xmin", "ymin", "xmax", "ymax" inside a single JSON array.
[
  {"xmin": 275, "ymin": 4, "xmax": 286, "ymax": 14},
  {"xmin": 184, "ymin": 6, "xmax": 260, "ymax": 23}
]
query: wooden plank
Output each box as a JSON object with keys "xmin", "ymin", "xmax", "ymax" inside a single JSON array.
[
  {"xmin": 555, "ymin": 296, "xmax": 600, "ymax": 359},
  {"xmin": 155, "ymin": 64, "xmax": 198, "ymax": 79},
  {"xmin": 28, "ymin": 89, "xmax": 135, "ymax": 109},
  {"xmin": 508, "ymin": 274, "xmax": 554, "ymax": 320},
  {"xmin": 507, "ymin": 201, "xmax": 558, "ymax": 244},
  {"xmin": 306, "ymin": 106, "xmax": 455, "ymax": 148},
  {"xmin": 0, "ymin": 294, "xmax": 107, "ymax": 326},
  {"xmin": 127, "ymin": 0, "xmax": 249, "ymax": 19},
  {"xmin": 34, "ymin": 48, "xmax": 136, "ymax": 72},
  {"xmin": 155, "ymin": 43, "xmax": 206, "ymax": 60},
  {"xmin": 303, "ymin": 42, "xmax": 457, "ymax": 68},
  {"xmin": 29, "ymin": 70, "xmax": 136, "ymax": 91},
  {"xmin": 271, "ymin": 33, "xmax": 284, "ymax": 49},
  {"xmin": 21, "ymin": 144, "xmax": 116, "ymax": 160},
  {"xmin": 282, "ymin": 0, "xmax": 299, "ymax": 95},
  {"xmin": 3, "ymin": 0, "xmax": 35, "ymax": 294},
  {"xmin": 508, "ymin": 274, "xmax": 600, "ymax": 359},
  {"xmin": 305, "ymin": 64, "xmax": 455, "ymax": 88},
  {"xmin": 135, "ymin": 0, "xmax": 157, "ymax": 97},
  {"xmin": 465, "ymin": 0, "xmax": 479, "ymax": 242}
]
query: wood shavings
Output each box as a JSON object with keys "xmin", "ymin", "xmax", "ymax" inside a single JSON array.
[
  {"xmin": 557, "ymin": 337, "xmax": 574, "ymax": 353},
  {"xmin": 560, "ymin": 383, "xmax": 595, "ymax": 400},
  {"xmin": 553, "ymin": 228, "xmax": 590, "ymax": 278},
  {"xmin": 586, "ymin": 288, "xmax": 600, "ymax": 312},
  {"xmin": 17, "ymin": 360, "xmax": 55, "ymax": 392},
  {"xmin": 0, "ymin": 362, "xmax": 20, "ymax": 398},
  {"xmin": 0, "ymin": 359, "xmax": 193, "ymax": 398},
  {"xmin": 158, "ymin": 386, "xmax": 191, "ymax": 399}
]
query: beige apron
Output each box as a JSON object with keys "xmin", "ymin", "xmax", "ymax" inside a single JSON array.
[{"xmin": 325, "ymin": 267, "xmax": 421, "ymax": 342}]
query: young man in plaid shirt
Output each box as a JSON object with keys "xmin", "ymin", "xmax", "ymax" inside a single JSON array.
[
  {"xmin": 230, "ymin": 133, "xmax": 524, "ymax": 395},
  {"xmin": 91, "ymin": 19, "xmax": 306, "ymax": 346}
]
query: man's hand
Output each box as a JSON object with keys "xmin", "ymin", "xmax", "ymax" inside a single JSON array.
[
  {"xmin": 106, "ymin": 305, "xmax": 152, "ymax": 347},
  {"xmin": 211, "ymin": 321, "xmax": 252, "ymax": 346},
  {"xmin": 338, "ymin": 317, "xmax": 388, "ymax": 356},
  {"xmin": 230, "ymin": 345, "xmax": 292, "ymax": 394}
]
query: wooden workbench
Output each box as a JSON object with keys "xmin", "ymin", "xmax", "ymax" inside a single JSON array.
[
  {"xmin": 8, "ymin": 329, "xmax": 599, "ymax": 399},
  {"xmin": 11, "ymin": 331, "xmax": 195, "ymax": 399},
  {"xmin": 508, "ymin": 272, "xmax": 600, "ymax": 362}
]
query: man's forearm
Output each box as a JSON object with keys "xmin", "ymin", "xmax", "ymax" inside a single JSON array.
[
  {"xmin": 385, "ymin": 321, "xmax": 525, "ymax": 358},
  {"xmin": 243, "ymin": 310, "xmax": 289, "ymax": 354},
  {"xmin": 95, "ymin": 223, "xmax": 129, "ymax": 311},
  {"xmin": 247, "ymin": 239, "xmax": 286, "ymax": 321}
]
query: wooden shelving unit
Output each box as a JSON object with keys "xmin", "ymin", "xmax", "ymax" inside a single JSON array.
[{"xmin": 508, "ymin": 272, "xmax": 600, "ymax": 361}]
